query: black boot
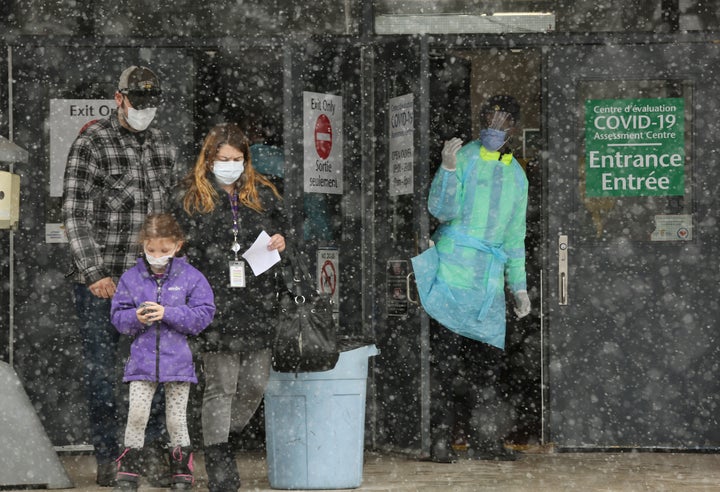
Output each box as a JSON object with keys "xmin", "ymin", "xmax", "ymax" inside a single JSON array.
[
  {"xmin": 113, "ymin": 448, "xmax": 142, "ymax": 491},
  {"xmin": 428, "ymin": 425, "xmax": 458, "ymax": 463},
  {"xmin": 430, "ymin": 439, "xmax": 458, "ymax": 463},
  {"xmin": 96, "ymin": 462, "xmax": 116, "ymax": 487},
  {"xmin": 169, "ymin": 446, "xmax": 195, "ymax": 490},
  {"xmin": 204, "ymin": 442, "xmax": 241, "ymax": 492}
]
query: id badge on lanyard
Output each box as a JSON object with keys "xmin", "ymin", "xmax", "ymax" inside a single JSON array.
[
  {"xmin": 228, "ymin": 190, "xmax": 246, "ymax": 287},
  {"xmin": 229, "ymin": 260, "xmax": 246, "ymax": 288}
]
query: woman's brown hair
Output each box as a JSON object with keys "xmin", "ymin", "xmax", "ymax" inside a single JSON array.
[{"xmin": 182, "ymin": 122, "xmax": 281, "ymax": 215}]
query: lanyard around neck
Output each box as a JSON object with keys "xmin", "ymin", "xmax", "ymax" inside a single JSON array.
[{"xmin": 229, "ymin": 191, "xmax": 241, "ymax": 259}]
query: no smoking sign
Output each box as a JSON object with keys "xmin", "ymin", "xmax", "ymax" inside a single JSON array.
[
  {"xmin": 317, "ymin": 248, "xmax": 339, "ymax": 310},
  {"xmin": 320, "ymin": 260, "xmax": 336, "ymax": 296}
]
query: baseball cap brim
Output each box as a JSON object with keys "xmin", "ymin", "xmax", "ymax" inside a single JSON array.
[
  {"xmin": 118, "ymin": 66, "xmax": 161, "ymax": 93},
  {"xmin": 122, "ymin": 89, "xmax": 162, "ymax": 110}
]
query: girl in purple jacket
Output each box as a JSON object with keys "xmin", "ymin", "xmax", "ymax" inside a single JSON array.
[{"xmin": 110, "ymin": 213, "xmax": 215, "ymax": 491}]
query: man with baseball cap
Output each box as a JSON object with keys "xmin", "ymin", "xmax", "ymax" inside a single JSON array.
[
  {"xmin": 412, "ymin": 94, "xmax": 531, "ymax": 463},
  {"xmin": 63, "ymin": 65, "xmax": 176, "ymax": 486}
]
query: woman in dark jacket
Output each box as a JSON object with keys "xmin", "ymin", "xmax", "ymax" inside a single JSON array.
[{"xmin": 176, "ymin": 122, "xmax": 286, "ymax": 492}]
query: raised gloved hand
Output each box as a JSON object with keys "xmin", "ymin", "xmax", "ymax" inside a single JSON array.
[
  {"xmin": 441, "ymin": 137, "xmax": 463, "ymax": 170},
  {"xmin": 513, "ymin": 290, "xmax": 531, "ymax": 319}
]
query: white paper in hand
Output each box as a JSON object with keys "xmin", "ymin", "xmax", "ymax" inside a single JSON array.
[{"xmin": 241, "ymin": 230, "xmax": 281, "ymax": 276}]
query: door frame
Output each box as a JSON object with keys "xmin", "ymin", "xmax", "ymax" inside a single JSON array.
[{"xmin": 370, "ymin": 34, "xmax": 548, "ymax": 454}]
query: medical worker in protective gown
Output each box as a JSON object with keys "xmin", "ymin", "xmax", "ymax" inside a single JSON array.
[{"xmin": 412, "ymin": 94, "xmax": 531, "ymax": 463}]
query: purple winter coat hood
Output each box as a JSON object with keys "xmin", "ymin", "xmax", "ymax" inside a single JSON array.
[{"xmin": 111, "ymin": 256, "xmax": 215, "ymax": 383}]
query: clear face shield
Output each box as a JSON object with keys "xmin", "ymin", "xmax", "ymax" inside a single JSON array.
[{"xmin": 486, "ymin": 110, "xmax": 514, "ymax": 131}]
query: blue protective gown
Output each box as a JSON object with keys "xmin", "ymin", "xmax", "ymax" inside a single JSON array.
[{"xmin": 412, "ymin": 141, "xmax": 528, "ymax": 349}]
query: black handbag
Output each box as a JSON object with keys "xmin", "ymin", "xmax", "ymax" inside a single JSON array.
[{"xmin": 272, "ymin": 246, "xmax": 339, "ymax": 373}]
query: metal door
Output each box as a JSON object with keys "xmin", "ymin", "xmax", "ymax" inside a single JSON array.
[
  {"xmin": 371, "ymin": 36, "xmax": 431, "ymax": 454},
  {"xmin": 279, "ymin": 36, "xmax": 369, "ymax": 341},
  {"xmin": 197, "ymin": 37, "xmax": 372, "ymax": 445},
  {"xmin": 546, "ymin": 42, "xmax": 720, "ymax": 449}
]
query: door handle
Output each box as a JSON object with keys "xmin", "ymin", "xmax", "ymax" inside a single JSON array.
[
  {"xmin": 558, "ymin": 234, "xmax": 568, "ymax": 305},
  {"xmin": 406, "ymin": 271, "xmax": 419, "ymax": 305}
]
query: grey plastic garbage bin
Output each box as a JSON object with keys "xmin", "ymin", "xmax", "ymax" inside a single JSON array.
[{"xmin": 264, "ymin": 344, "xmax": 378, "ymax": 489}]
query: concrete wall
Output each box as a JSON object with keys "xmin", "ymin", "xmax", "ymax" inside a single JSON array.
[
  {"xmin": 5, "ymin": 1, "xmax": 720, "ymax": 37},
  {"xmin": 4, "ymin": 0, "xmax": 357, "ymax": 36}
]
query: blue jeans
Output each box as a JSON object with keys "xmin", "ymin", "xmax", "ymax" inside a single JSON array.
[{"xmin": 73, "ymin": 283, "xmax": 167, "ymax": 464}]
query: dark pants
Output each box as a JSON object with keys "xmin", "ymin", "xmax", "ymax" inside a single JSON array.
[
  {"xmin": 429, "ymin": 321, "xmax": 512, "ymax": 448},
  {"xmin": 73, "ymin": 283, "xmax": 166, "ymax": 464}
]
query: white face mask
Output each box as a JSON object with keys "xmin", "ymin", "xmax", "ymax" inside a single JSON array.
[
  {"xmin": 126, "ymin": 107, "xmax": 157, "ymax": 131},
  {"xmin": 145, "ymin": 250, "xmax": 175, "ymax": 268},
  {"xmin": 213, "ymin": 160, "xmax": 245, "ymax": 185}
]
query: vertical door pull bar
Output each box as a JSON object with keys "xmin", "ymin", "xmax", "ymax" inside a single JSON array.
[
  {"xmin": 406, "ymin": 271, "xmax": 418, "ymax": 305},
  {"xmin": 558, "ymin": 234, "xmax": 568, "ymax": 305}
]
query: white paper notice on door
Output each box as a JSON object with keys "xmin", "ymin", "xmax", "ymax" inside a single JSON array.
[{"xmin": 651, "ymin": 214, "xmax": 692, "ymax": 241}]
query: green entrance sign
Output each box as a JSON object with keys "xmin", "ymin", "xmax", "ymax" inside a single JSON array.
[{"xmin": 585, "ymin": 97, "xmax": 684, "ymax": 197}]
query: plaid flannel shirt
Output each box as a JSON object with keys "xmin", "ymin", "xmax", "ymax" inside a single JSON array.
[{"xmin": 62, "ymin": 111, "xmax": 177, "ymax": 285}]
